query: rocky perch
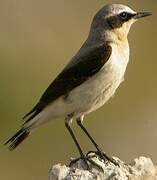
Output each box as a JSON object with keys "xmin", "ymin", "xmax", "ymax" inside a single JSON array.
[{"xmin": 48, "ymin": 155, "xmax": 157, "ymax": 180}]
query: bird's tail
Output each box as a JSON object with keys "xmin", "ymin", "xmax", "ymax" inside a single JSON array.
[{"xmin": 4, "ymin": 128, "xmax": 30, "ymax": 151}]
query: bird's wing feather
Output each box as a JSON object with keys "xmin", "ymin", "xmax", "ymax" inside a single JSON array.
[{"xmin": 23, "ymin": 43, "xmax": 112, "ymax": 123}]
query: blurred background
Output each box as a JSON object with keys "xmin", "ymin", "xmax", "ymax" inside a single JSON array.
[{"xmin": 0, "ymin": 0, "xmax": 157, "ymax": 179}]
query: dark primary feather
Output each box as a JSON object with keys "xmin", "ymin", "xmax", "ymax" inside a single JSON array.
[{"xmin": 23, "ymin": 43, "xmax": 112, "ymax": 123}]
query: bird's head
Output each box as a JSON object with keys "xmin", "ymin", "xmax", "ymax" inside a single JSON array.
[{"xmin": 90, "ymin": 4, "xmax": 151, "ymax": 42}]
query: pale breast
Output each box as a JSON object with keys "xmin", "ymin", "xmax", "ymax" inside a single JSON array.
[{"xmin": 61, "ymin": 41, "xmax": 130, "ymax": 117}]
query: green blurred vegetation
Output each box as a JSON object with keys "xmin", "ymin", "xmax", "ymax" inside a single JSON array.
[{"xmin": 0, "ymin": 0, "xmax": 157, "ymax": 179}]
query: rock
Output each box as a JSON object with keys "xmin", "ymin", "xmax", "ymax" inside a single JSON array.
[{"xmin": 48, "ymin": 155, "xmax": 157, "ymax": 180}]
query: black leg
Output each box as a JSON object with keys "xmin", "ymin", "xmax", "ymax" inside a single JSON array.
[
  {"xmin": 65, "ymin": 116, "xmax": 104, "ymax": 170},
  {"xmin": 76, "ymin": 117, "xmax": 119, "ymax": 166},
  {"xmin": 65, "ymin": 120, "xmax": 84, "ymax": 158},
  {"xmin": 65, "ymin": 117, "xmax": 90, "ymax": 168}
]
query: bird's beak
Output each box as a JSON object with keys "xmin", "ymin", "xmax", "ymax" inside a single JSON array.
[{"xmin": 134, "ymin": 12, "xmax": 152, "ymax": 19}]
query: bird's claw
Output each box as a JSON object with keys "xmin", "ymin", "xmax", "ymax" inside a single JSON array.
[
  {"xmin": 69, "ymin": 155, "xmax": 103, "ymax": 171},
  {"xmin": 86, "ymin": 150, "xmax": 119, "ymax": 167}
]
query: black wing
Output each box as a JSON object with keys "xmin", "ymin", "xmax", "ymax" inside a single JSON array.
[{"xmin": 23, "ymin": 43, "xmax": 112, "ymax": 123}]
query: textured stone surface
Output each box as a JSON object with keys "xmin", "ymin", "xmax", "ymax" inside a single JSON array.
[{"xmin": 48, "ymin": 155, "xmax": 157, "ymax": 180}]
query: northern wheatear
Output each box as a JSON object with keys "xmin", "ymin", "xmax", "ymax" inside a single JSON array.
[{"xmin": 5, "ymin": 4, "xmax": 151, "ymax": 167}]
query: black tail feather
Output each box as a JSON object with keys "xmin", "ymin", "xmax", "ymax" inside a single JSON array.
[
  {"xmin": 4, "ymin": 129, "xmax": 23, "ymax": 145},
  {"xmin": 4, "ymin": 128, "xmax": 30, "ymax": 151}
]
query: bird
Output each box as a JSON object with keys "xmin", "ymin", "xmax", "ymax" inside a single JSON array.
[{"xmin": 5, "ymin": 4, "xmax": 151, "ymax": 167}]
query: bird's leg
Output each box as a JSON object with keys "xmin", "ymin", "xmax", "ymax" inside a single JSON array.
[
  {"xmin": 76, "ymin": 116, "xmax": 119, "ymax": 166},
  {"xmin": 65, "ymin": 115, "xmax": 103, "ymax": 170},
  {"xmin": 65, "ymin": 115, "xmax": 89, "ymax": 169}
]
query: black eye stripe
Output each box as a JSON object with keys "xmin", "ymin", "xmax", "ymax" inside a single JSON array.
[
  {"xmin": 107, "ymin": 12, "xmax": 136, "ymax": 29},
  {"xmin": 120, "ymin": 12, "xmax": 127, "ymax": 18},
  {"xmin": 119, "ymin": 12, "xmax": 135, "ymax": 21}
]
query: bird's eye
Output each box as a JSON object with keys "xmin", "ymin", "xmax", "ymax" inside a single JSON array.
[{"xmin": 119, "ymin": 12, "xmax": 128, "ymax": 19}]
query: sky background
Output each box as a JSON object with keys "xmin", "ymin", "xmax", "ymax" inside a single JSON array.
[{"xmin": 0, "ymin": 0, "xmax": 157, "ymax": 179}]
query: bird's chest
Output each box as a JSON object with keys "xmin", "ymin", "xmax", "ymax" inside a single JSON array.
[
  {"xmin": 107, "ymin": 42, "xmax": 129, "ymax": 82},
  {"xmin": 98, "ymin": 42, "xmax": 129, "ymax": 88},
  {"xmin": 86, "ymin": 43, "xmax": 129, "ymax": 110}
]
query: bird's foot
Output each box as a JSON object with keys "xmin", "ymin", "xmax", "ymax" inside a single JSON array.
[
  {"xmin": 86, "ymin": 150, "xmax": 119, "ymax": 167},
  {"xmin": 69, "ymin": 156, "xmax": 89, "ymax": 169},
  {"xmin": 69, "ymin": 155, "xmax": 103, "ymax": 171}
]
